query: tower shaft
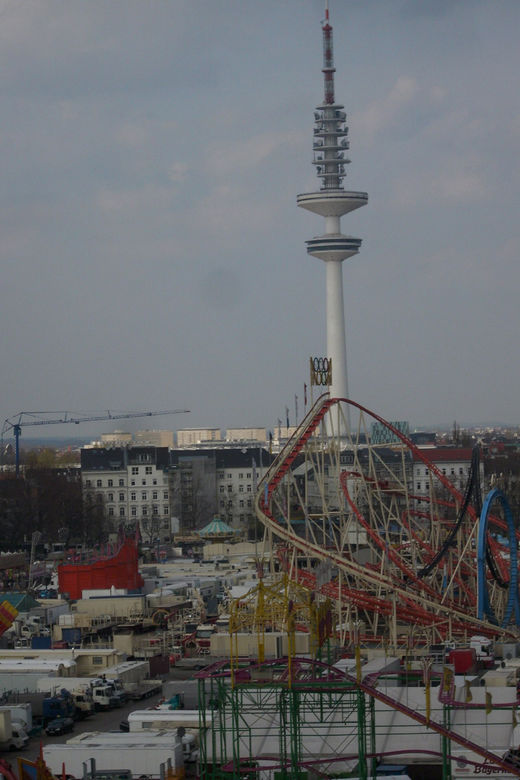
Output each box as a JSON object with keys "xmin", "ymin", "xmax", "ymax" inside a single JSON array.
[{"xmin": 326, "ymin": 259, "xmax": 348, "ymax": 399}]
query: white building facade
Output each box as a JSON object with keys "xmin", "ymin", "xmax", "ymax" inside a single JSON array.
[
  {"xmin": 81, "ymin": 446, "xmax": 172, "ymax": 542},
  {"xmin": 412, "ymin": 447, "xmax": 480, "ymax": 499}
]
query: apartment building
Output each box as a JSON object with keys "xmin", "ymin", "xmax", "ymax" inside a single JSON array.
[
  {"xmin": 170, "ymin": 447, "xmax": 274, "ymax": 537},
  {"xmin": 412, "ymin": 447, "xmax": 477, "ymax": 497},
  {"xmin": 81, "ymin": 446, "xmax": 171, "ymax": 542}
]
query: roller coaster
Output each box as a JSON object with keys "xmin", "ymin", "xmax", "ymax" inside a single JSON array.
[{"xmin": 255, "ymin": 394, "xmax": 520, "ymax": 648}]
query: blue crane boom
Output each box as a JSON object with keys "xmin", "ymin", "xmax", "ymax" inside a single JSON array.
[{"xmin": 1, "ymin": 409, "xmax": 190, "ymax": 476}]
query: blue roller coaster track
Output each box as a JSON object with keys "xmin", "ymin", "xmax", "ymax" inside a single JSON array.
[{"xmin": 478, "ymin": 487, "xmax": 520, "ymax": 627}]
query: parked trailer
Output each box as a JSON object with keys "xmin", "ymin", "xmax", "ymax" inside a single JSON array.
[
  {"xmin": 37, "ymin": 677, "xmax": 93, "ymax": 694},
  {"xmin": 128, "ymin": 709, "xmax": 209, "ymax": 732},
  {"xmin": 0, "ymin": 711, "xmax": 29, "ymax": 751},
  {"xmin": 43, "ymin": 731, "xmax": 184, "ymax": 778},
  {"xmin": 120, "ymin": 680, "xmax": 163, "ymax": 700},
  {"xmin": 0, "ymin": 704, "xmax": 32, "ymax": 733},
  {"xmin": 1, "ymin": 691, "xmax": 68, "ymax": 727}
]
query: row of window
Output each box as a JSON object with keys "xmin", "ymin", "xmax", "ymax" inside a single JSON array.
[
  {"xmin": 107, "ymin": 505, "xmax": 169, "ymax": 517},
  {"xmin": 88, "ymin": 470, "xmax": 257, "ymax": 488},
  {"xmin": 219, "ymin": 485, "xmax": 252, "ymax": 493},
  {"xmin": 85, "ymin": 478, "xmax": 125, "ymax": 488},
  {"xmin": 415, "ymin": 466, "xmax": 468, "ymax": 477},
  {"xmin": 104, "ymin": 491, "xmax": 169, "ymax": 502},
  {"xmin": 86, "ymin": 478, "xmax": 162, "ymax": 488},
  {"xmin": 416, "ymin": 481, "xmax": 465, "ymax": 492},
  {"xmin": 217, "ymin": 472, "xmax": 253, "ymax": 479},
  {"xmin": 219, "ymin": 499, "xmax": 253, "ymax": 508},
  {"xmin": 224, "ymin": 514, "xmax": 252, "ymax": 523}
]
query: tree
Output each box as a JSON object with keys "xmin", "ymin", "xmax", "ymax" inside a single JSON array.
[
  {"xmin": 0, "ymin": 467, "xmax": 84, "ymax": 550},
  {"xmin": 81, "ymin": 490, "xmax": 114, "ymax": 545},
  {"xmin": 0, "ymin": 476, "xmax": 33, "ymax": 548},
  {"xmin": 139, "ymin": 506, "xmax": 164, "ymax": 545}
]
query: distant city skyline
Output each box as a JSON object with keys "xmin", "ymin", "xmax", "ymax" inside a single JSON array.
[
  {"xmin": 1, "ymin": 1, "xmax": 519, "ymax": 433},
  {"xmin": 8, "ymin": 416, "xmax": 520, "ymax": 451}
]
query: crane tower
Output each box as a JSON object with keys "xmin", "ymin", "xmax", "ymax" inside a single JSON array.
[{"xmin": 297, "ymin": 2, "xmax": 367, "ymax": 401}]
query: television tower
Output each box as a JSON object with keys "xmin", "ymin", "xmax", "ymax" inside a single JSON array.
[{"xmin": 297, "ymin": 2, "xmax": 367, "ymax": 401}]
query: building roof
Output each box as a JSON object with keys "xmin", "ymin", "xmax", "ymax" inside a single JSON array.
[
  {"xmin": 413, "ymin": 447, "xmax": 473, "ymax": 463},
  {"xmin": 81, "ymin": 445, "xmax": 169, "ymax": 471},
  {"xmin": 0, "ymin": 592, "xmax": 39, "ymax": 611},
  {"xmin": 0, "ymin": 657, "xmax": 76, "ymax": 671},
  {"xmin": 170, "ymin": 447, "xmax": 274, "ymax": 469},
  {"xmin": 198, "ymin": 517, "xmax": 238, "ymax": 538},
  {"xmin": 215, "ymin": 448, "xmax": 273, "ymax": 469}
]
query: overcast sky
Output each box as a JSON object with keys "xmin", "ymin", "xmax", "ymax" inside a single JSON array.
[{"xmin": 1, "ymin": 0, "xmax": 519, "ymax": 442}]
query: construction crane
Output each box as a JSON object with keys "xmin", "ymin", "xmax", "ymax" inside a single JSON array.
[{"xmin": 1, "ymin": 409, "xmax": 190, "ymax": 476}]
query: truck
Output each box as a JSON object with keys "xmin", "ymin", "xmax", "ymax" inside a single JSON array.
[
  {"xmin": 101, "ymin": 672, "xmax": 162, "ymax": 702},
  {"xmin": 91, "ymin": 676, "xmax": 161, "ymax": 705},
  {"xmin": 43, "ymin": 731, "xmax": 186, "ymax": 777},
  {"xmin": 38, "ymin": 675, "xmax": 158, "ymax": 706},
  {"xmin": 100, "ymin": 678, "xmax": 127, "ymax": 705},
  {"xmin": 0, "ymin": 690, "xmax": 75, "ymax": 729},
  {"xmin": 90, "ymin": 682, "xmax": 121, "ymax": 711},
  {"xmin": 0, "ymin": 711, "xmax": 29, "ymax": 752},
  {"xmin": 42, "ymin": 691, "xmax": 77, "ymax": 725},
  {"xmin": 71, "ymin": 689, "xmax": 95, "ymax": 718},
  {"xmin": 38, "ymin": 678, "xmax": 121, "ymax": 712}
]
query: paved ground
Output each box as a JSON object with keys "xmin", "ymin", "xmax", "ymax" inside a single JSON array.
[{"xmin": 0, "ymin": 665, "xmax": 209, "ymax": 770}]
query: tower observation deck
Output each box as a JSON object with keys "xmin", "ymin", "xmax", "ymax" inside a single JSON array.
[{"xmin": 297, "ymin": 2, "xmax": 367, "ymax": 401}]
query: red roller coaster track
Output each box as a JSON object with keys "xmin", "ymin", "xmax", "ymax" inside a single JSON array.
[{"xmin": 256, "ymin": 395, "xmax": 519, "ymax": 644}]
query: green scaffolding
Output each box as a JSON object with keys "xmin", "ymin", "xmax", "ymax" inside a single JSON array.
[{"xmin": 197, "ymin": 658, "xmax": 371, "ymax": 780}]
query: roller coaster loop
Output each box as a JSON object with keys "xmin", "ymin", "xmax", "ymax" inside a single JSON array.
[{"xmin": 478, "ymin": 488, "xmax": 520, "ymax": 627}]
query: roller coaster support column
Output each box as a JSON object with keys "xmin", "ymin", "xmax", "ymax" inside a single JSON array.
[
  {"xmin": 357, "ymin": 688, "xmax": 368, "ymax": 780},
  {"xmin": 278, "ymin": 689, "xmax": 289, "ymax": 779},
  {"xmin": 369, "ymin": 696, "xmax": 377, "ymax": 779},
  {"xmin": 289, "ymin": 687, "xmax": 302, "ymax": 779},
  {"xmin": 442, "ymin": 703, "xmax": 453, "ymax": 780}
]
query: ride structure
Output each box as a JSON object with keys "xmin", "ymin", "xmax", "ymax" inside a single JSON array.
[
  {"xmin": 194, "ymin": 395, "xmax": 520, "ymax": 777},
  {"xmin": 197, "ymin": 574, "xmax": 366, "ymax": 779},
  {"xmin": 196, "ymin": 564, "xmax": 520, "ymax": 779},
  {"xmin": 255, "ymin": 394, "xmax": 520, "ymax": 648},
  {"xmin": 57, "ymin": 533, "xmax": 143, "ymax": 599}
]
